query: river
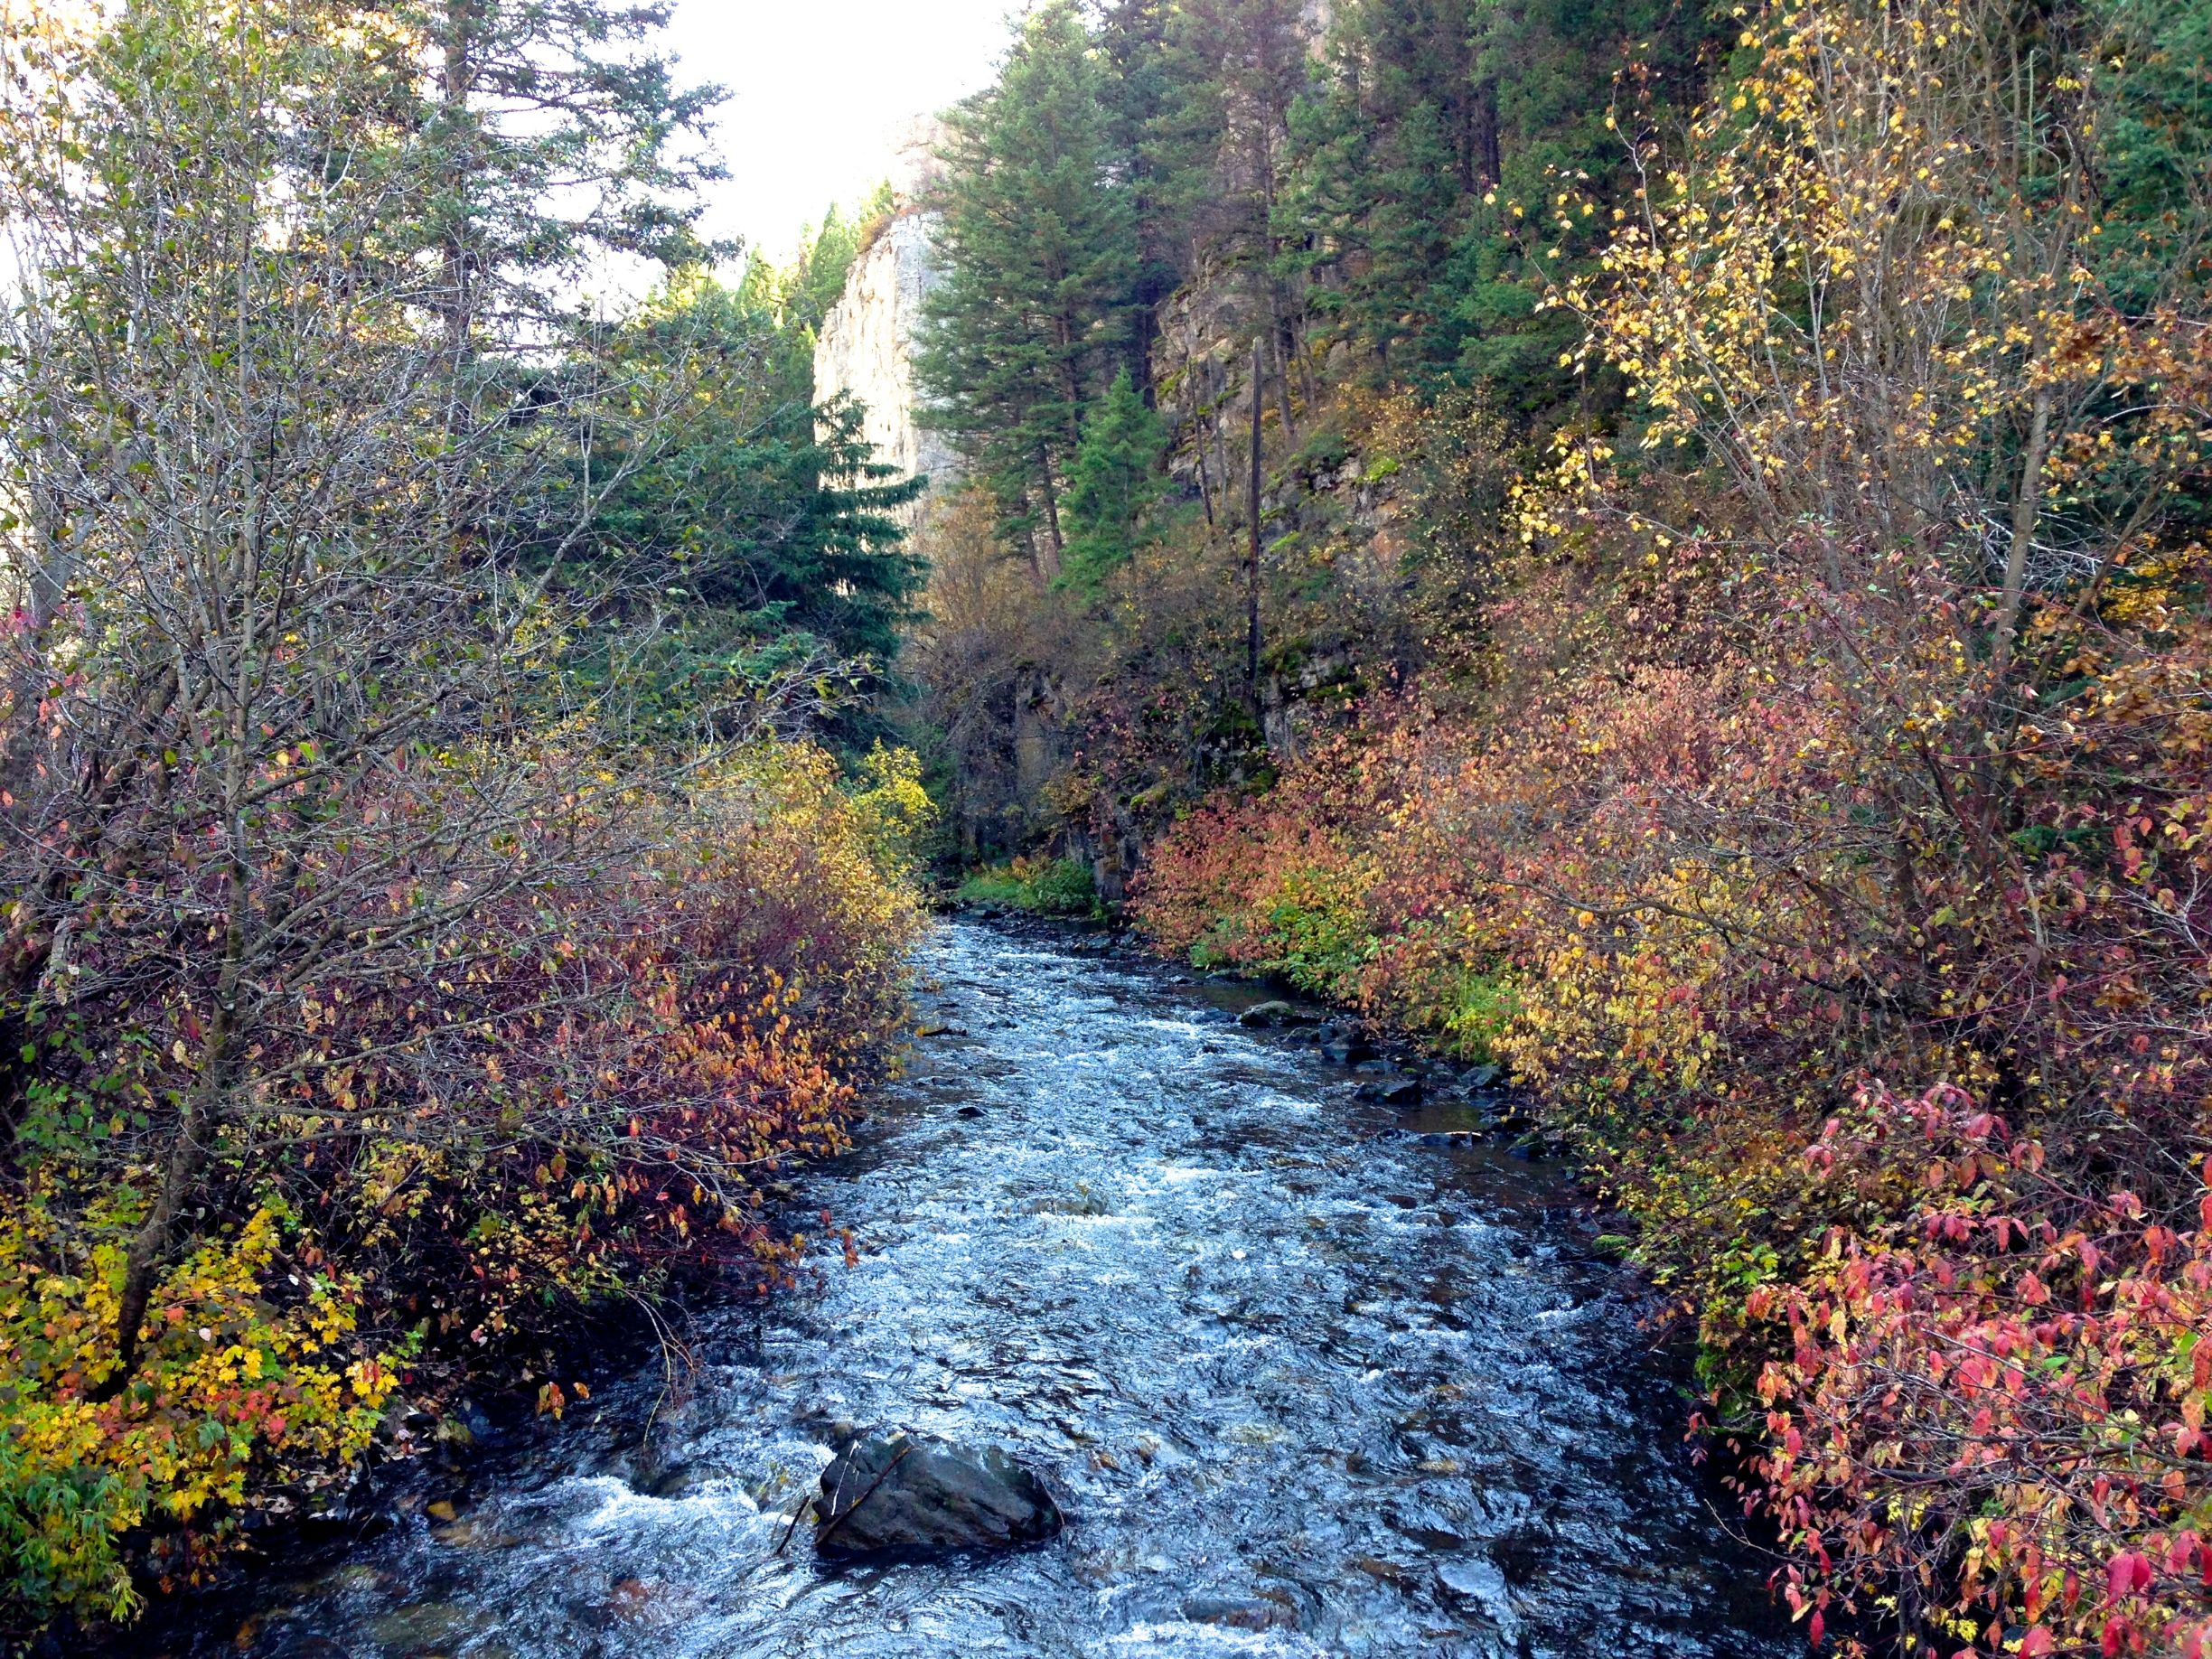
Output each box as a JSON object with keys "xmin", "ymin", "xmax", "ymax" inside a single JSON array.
[{"xmin": 177, "ymin": 920, "xmax": 1792, "ymax": 1659}]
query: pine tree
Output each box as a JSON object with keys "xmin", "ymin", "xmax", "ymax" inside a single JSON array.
[
  {"xmin": 1159, "ymin": 0, "xmax": 1315, "ymax": 426},
  {"xmin": 2090, "ymin": 0, "xmax": 2212, "ymax": 314},
  {"xmin": 1094, "ymin": 0, "xmax": 1185, "ymax": 389},
  {"xmin": 409, "ymin": 0, "xmax": 726, "ymax": 341},
  {"xmin": 735, "ymin": 183, "xmax": 894, "ymax": 403},
  {"xmin": 915, "ymin": 1, "xmax": 1138, "ymax": 578},
  {"xmin": 1434, "ymin": 0, "xmax": 1720, "ymax": 414},
  {"xmin": 585, "ymin": 276, "xmax": 926, "ymax": 682},
  {"xmin": 1061, "ymin": 368, "xmax": 1171, "ymax": 595},
  {"xmin": 1280, "ymin": 0, "xmax": 1480, "ymax": 374}
]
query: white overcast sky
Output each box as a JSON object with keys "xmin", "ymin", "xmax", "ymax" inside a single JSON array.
[{"xmin": 665, "ymin": 0, "xmax": 1025, "ymax": 264}]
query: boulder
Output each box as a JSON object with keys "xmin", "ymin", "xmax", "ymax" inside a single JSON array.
[
  {"xmin": 1317, "ymin": 1024, "xmax": 1374, "ymax": 1064},
  {"xmin": 814, "ymin": 1434, "xmax": 1063, "ymax": 1557},
  {"xmin": 1237, "ymin": 1000, "xmax": 1313, "ymax": 1028},
  {"xmin": 1356, "ymin": 1076, "xmax": 1423, "ymax": 1107},
  {"xmin": 642, "ymin": 1460, "xmax": 724, "ymax": 1498}
]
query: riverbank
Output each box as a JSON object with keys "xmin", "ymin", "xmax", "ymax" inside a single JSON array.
[{"xmin": 1129, "ymin": 683, "xmax": 2212, "ymax": 1655}]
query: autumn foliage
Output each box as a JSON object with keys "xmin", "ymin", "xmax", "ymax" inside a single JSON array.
[
  {"xmin": 0, "ymin": 739, "xmax": 928, "ymax": 1626},
  {"xmin": 0, "ymin": 0, "xmax": 933, "ymax": 1626},
  {"xmin": 1136, "ymin": 0, "xmax": 2212, "ymax": 1649}
]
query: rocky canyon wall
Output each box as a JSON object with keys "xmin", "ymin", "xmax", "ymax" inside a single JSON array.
[{"xmin": 812, "ymin": 121, "xmax": 961, "ymax": 527}]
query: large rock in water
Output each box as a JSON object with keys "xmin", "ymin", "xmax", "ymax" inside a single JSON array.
[{"xmin": 814, "ymin": 1435, "xmax": 1063, "ymax": 1557}]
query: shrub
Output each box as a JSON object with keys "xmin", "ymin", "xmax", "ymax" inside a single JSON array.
[
  {"xmin": 958, "ymin": 856, "xmax": 1100, "ymax": 916},
  {"xmin": 1739, "ymin": 1085, "xmax": 2212, "ymax": 1659},
  {"xmin": 0, "ymin": 0, "xmax": 933, "ymax": 1634},
  {"xmin": 0, "ymin": 737, "xmax": 927, "ymax": 1626}
]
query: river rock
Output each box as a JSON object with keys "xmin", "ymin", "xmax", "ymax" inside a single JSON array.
[
  {"xmin": 1317, "ymin": 1023, "xmax": 1374, "ymax": 1064},
  {"xmin": 642, "ymin": 1460, "xmax": 726, "ymax": 1498},
  {"xmin": 1237, "ymin": 1000, "xmax": 1313, "ymax": 1028},
  {"xmin": 1357, "ymin": 1076, "xmax": 1423, "ymax": 1107},
  {"xmin": 814, "ymin": 1434, "xmax": 1063, "ymax": 1557},
  {"xmin": 1181, "ymin": 1594, "xmax": 1299, "ymax": 1631}
]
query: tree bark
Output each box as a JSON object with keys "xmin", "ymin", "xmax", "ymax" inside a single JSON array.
[
  {"xmin": 1246, "ymin": 338, "xmax": 1264, "ymax": 718},
  {"xmin": 104, "ymin": 1009, "xmax": 232, "ymax": 1391},
  {"xmin": 1036, "ymin": 447, "xmax": 1065, "ymax": 584},
  {"xmin": 1991, "ymin": 386, "xmax": 2053, "ymax": 680},
  {"xmin": 1475, "ymin": 79, "xmax": 1501, "ymax": 189}
]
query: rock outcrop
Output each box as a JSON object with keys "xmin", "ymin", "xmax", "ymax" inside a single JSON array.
[{"xmin": 812, "ymin": 118, "xmax": 961, "ymax": 528}]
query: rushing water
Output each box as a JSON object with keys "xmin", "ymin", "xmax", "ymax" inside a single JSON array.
[{"xmin": 181, "ymin": 922, "xmax": 1791, "ymax": 1659}]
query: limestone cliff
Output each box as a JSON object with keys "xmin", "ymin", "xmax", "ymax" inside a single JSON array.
[{"xmin": 812, "ymin": 121, "xmax": 960, "ymax": 525}]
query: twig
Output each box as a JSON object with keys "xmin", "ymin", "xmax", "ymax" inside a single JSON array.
[{"xmin": 805, "ymin": 1440, "xmax": 916, "ymax": 1555}]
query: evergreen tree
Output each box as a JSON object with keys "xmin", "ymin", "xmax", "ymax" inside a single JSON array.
[
  {"xmin": 558, "ymin": 276, "xmax": 924, "ymax": 729},
  {"xmin": 1280, "ymin": 0, "xmax": 1481, "ymax": 374},
  {"xmin": 1158, "ymin": 0, "xmax": 1315, "ymax": 424},
  {"xmin": 1437, "ymin": 0, "xmax": 1720, "ymax": 413},
  {"xmin": 915, "ymin": 1, "xmax": 1138, "ymax": 577},
  {"xmin": 2090, "ymin": 0, "xmax": 2212, "ymax": 314},
  {"xmin": 783, "ymin": 184, "xmax": 897, "ymax": 342},
  {"xmin": 1279, "ymin": 0, "xmax": 1719, "ymax": 407},
  {"xmin": 1061, "ymin": 369, "xmax": 1171, "ymax": 594},
  {"xmin": 1094, "ymin": 0, "xmax": 1185, "ymax": 389},
  {"xmin": 398, "ymin": 0, "xmax": 726, "ymax": 345},
  {"xmin": 735, "ymin": 183, "xmax": 895, "ymax": 403}
]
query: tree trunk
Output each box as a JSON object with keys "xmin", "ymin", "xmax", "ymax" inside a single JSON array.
[
  {"xmin": 1036, "ymin": 448, "xmax": 1065, "ymax": 584},
  {"xmin": 440, "ymin": 0, "xmax": 479, "ymax": 361},
  {"xmin": 104, "ymin": 1013, "xmax": 232, "ymax": 1390},
  {"xmin": 1246, "ymin": 339, "xmax": 1264, "ymax": 717},
  {"xmin": 1991, "ymin": 386, "xmax": 2053, "ymax": 680},
  {"xmin": 1475, "ymin": 80, "xmax": 1501, "ymax": 188}
]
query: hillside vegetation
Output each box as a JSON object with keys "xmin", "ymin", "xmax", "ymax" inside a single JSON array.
[{"xmin": 904, "ymin": 0, "xmax": 2212, "ymax": 1652}]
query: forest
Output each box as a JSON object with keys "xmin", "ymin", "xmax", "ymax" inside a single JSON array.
[
  {"xmin": 899, "ymin": 0, "xmax": 2212, "ymax": 1654},
  {"xmin": 0, "ymin": 0, "xmax": 2207, "ymax": 1654}
]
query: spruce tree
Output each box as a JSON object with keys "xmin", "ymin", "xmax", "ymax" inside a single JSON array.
[
  {"xmin": 408, "ymin": 0, "xmax": 726, "ymax": 339},
  {"xmin": 1159, "ymin": 0, "xmax": 1315, "ymax": 426},
  {"xmin": 1280, "ymin": 0, "xmax": 1479, "ymax": 374},
  {"xmin": 734, "ymin": 184, "xmax": 893, "ymax": 404},
  {"xmin": 915, "ymin": 1, "xmax": 1138, "ymax": 578},
  {"xmin": 1436, "ymin": 0, "xmax": 1720, "ymax": 413},
  {"xmin": 1095, "ymin": 0, "xmax": 1184, "ymax": 389},
  {"xmin": 584, "ymin": 276, "xmax": 926, "ymax": 680},
  {"xmin": 1061, "ymin": 368, "xmax": 1171, "ymax": 595}
]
